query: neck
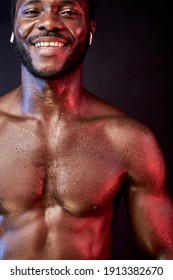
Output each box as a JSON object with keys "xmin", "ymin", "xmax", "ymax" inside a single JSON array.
[{"xmin": 20, "ymin": 65, "xmax": 84, "ymax": 119}]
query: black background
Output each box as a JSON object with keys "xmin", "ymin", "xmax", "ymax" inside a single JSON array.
[{"xmin": 0, "ymin": 0, "xmax": 172, "ymax": 259}]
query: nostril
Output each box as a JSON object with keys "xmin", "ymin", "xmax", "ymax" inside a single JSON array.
[{"xmin": 37, "ymin": 14, "xmax": 65, "ymax": 32}]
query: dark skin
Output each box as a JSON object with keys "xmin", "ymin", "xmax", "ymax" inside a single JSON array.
[{"xmin": 0, "ymin": 0, "xmax": 173, "ymax": 259}]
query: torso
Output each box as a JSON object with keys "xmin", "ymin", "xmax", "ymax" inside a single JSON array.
[{"xmin": 0, "ymin": 90, "xmax": 129, "ymax": 259}]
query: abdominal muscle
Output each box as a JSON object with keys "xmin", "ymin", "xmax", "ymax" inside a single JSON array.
[{"xmin": 0, "ymin": 203, "xmax": 112, "ymax": 260}]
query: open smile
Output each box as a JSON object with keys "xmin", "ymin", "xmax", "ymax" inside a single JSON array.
[
  {"xmin": 35, "ymin": 41, "xmax": 65, "ymax": 48},
  {"xmin": 30, "ymin": 36, "xmax": 71, "ymax": 49}
]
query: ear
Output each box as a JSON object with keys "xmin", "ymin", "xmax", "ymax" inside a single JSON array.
[{"xmin": 89, "ymin": 20, "xmax": 96, "ymax": 45}]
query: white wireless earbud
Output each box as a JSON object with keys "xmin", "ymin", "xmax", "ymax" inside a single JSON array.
[
  {"xmin": 89, "ymin": 32, "xmax": 93, "ymax": 45},
  {"xmin": 10, "ymin": 32, "xmax": 14, "ymax": 43}
]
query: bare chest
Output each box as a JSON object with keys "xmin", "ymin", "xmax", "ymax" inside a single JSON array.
[{"xmin": 0, "ymin": 119, "xmax": 126, "ymax": 215}]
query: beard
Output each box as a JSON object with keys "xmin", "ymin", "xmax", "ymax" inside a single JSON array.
[{"xmin": 13, "ymin": 32, "xmax": 90, "ymax": 81}]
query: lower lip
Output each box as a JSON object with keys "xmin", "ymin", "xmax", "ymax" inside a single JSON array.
[{"xmin": 34, "ymin": 46, "xmax": 67, "ymax": 56}]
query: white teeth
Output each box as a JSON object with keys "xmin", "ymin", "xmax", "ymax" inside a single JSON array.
[
  {"xmin": 50, "ymin": 42, "xmax": 55, "ymax": 47},
  {"xmin": 35, "ymin": 42, "xmax": 64, "ymax": 48}
]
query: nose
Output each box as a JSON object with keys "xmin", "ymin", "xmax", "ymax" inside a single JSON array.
[{"xmin": 37, "ymin": 11, "xmax": 65, "ymax": 31}]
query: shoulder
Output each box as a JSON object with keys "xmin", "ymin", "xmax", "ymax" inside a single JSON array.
[
  {"xmin": 105, "ymin": 114, "xmax": 153, "ymax": 145},
  {"xmin": 0, "ymin": 87, "xmax": 32, "ymax": 123},
  {"xmin": 93, "ymin": 100, "xmax": 166, "ymax": 185},
  {"xmin": 83, "ymin": 90, "xmax": 162, "ymax": 164},
  {"xmin": 107, "ymin": 116, "xmax": 166, "ymax": 193},
  {"xmin": 105, "ymin": 114, "xmax": 164, "ymax": 167},
  {"xmin": 0, "ymin": 88, "xmax": 41, "ymax": 130},
  {"xmin": 83, "ymin": 89, "xmax": 157, "ymax": 151},
  {"xmin": 0, "ymin": 87, "xmax": 21, "ymax": 116}
]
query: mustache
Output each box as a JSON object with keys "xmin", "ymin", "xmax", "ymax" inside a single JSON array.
[{"xmin": 28, "ymin": 31, "xmax": 73, "ymax": 45}]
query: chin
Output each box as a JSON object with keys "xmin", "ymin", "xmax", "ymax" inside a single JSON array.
[{"xmin": 28, "ymin": 68, "xmax": 69, "ymax": 80}]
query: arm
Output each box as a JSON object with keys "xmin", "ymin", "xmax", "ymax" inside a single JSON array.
[{"xmin": 124, "ymin": 127, "xmax": 173, "ymax": 259}]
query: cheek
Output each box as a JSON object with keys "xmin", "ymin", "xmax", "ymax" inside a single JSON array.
[
  {"xmin": 75, "ymin": 26, "xmax": 89, "ymax": 42},
  {"xmin": 15, "ymin": 20, "xmax": 36, "ymax": 39},
  {"xmin": 72, "ymin": 18, "xmax": 89, "ymax": 38},
  {"xmin": 75, "ymin": 24, "xmax": 83, "ymax": 36}
]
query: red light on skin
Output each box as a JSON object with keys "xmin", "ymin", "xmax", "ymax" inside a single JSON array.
[
  {"xmin": 37, "ymin": 182, "xmax": 43, "ymax": 197},
  {"xmin": 36, "ymin": 166, "xmax": 45, "ymax": 197},
  {"xmin": 133, "ymin": 192, "xmax": 173, "ymax": 258}
]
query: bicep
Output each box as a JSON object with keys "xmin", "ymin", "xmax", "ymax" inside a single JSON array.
[
  {"xmin": 125, "ymin": 187, "xmax": 173, "ymax": 258},
  {"xmin": 124, "ymin": 130, "xmax": 173, "ymax": 259}
]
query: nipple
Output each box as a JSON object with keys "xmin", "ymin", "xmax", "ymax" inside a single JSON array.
[{"xmin": 93, "ymin": 205, "xmax": 99, "ymax": 212}]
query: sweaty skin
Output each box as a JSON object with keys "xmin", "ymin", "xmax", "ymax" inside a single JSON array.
[
  {"xmin": 0, "ymin": 88, "xmax": 173, "ymax": 260},
  {"xmin": 0, "ymin": 0, "xmax": 173, "ymax": 259}
]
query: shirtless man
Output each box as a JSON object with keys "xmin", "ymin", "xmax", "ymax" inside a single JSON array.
[{"xmin": 0, "ymin": 0, "xmax": 173, "ymax": 260}]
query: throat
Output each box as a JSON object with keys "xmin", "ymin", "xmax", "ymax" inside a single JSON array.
[
  {"xmin": 21, "ymin": 63, "xmax": 83, "ymax": 111},
  {"xmin": 21, "ymin": 84, "xmax": 83, "ymax": 119}
]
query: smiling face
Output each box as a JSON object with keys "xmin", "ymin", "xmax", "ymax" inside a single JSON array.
[{"xmin": 13, "ymin": 0, "xmax": 96, "ymax": 80}]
